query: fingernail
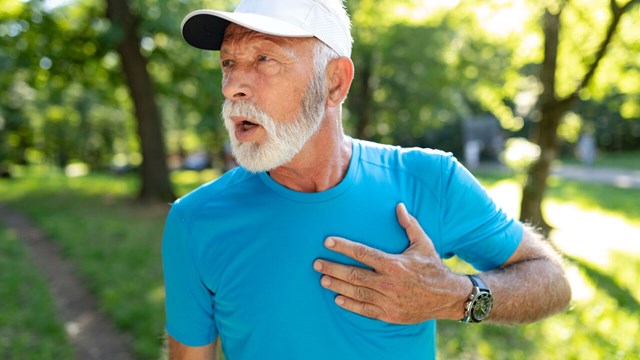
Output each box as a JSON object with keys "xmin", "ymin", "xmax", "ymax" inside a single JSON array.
[
  {"xmin": 321, "ymin": 276, "xmax": 331, "ymax": 287},
  {"xmin": 335, "ymin": 296, "xmax": 344, "ymax": 306},
  {"xmin": 313, "ymin": 260, "xmax": 323, "ymax": 271},
  {"xmin": 325, "ymin": 237, "xmax": 336, "ymax": 248}
]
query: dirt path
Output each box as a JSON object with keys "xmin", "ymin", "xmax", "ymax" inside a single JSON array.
[{"xmin": 0, "ymin": 203, "xmax": 136, "ymax": 360}]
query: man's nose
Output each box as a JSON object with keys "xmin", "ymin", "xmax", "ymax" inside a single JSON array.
[{"xmin": 222, "ymin": 67, "xmax": 253, "ymax": 101}]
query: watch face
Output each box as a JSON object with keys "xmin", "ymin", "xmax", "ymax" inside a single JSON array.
[{"xmin": 472, "ymin": 293, "xmax": 493, "ymax": 321}]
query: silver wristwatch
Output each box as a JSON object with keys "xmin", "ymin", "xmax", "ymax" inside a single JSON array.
[{"xmin": 460, "ymin": 275, "xmax": 493, "ymax": 323}]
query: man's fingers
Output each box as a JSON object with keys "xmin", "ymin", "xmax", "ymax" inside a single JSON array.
[
  {"xmin": 314, "ymin": 259, "xmax": 379, "ymax": 287},
  {"xmin": 334, "ymin": 295, "xmax": 386, "ymax": 320},
  {"xmin": 320, "ymin": 275, "xmax": 384, "ymax": 304},
  {"xmin": 324, "ymin": 236, "xmax": 389, "ymax": 270}
]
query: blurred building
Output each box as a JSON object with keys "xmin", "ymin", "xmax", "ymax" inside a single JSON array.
[{"xmin": 462, "ymin": 116, "xmax": 505, "ymax": 168}]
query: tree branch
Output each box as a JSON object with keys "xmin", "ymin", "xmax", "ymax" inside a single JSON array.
[
  {"xmin": 564, "ymin": 0, "xmax": 640, "ymax": 103},
  {"xmin": 620, "ymin": 0, "xmax": 640, "ymax": 12}
]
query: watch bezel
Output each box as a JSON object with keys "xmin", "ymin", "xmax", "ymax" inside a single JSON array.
[{"xmin": 470, "ymin": 291, "xmax": 493, "ymax": 322}]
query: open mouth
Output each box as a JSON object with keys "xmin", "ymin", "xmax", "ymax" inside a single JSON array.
[
  {"xmin": 241, "ymin": 120, "xmax": 259, "ymax": 131},
  {"xmin": 233, "ymin": 119, "xmax": 263, "ymax": 142}
]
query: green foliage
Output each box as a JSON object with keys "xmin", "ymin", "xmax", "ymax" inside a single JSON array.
[
  {"xmin": 1, "ymin": 0, "xmax": 638, "ymax": 173},
  {"xmin": 0, "ymin": 0, "xmax": 135, "ymax": 170},
  {"xmin": 576, "ymin": 95, "xmax": 640, "ymax": 152},
  {"xmin": 0, "ymin": 0, "xmax": 231, "ymax": 173},
  {"xmin": 0, "ymin": 225, "xmax": 74, "ymax": 360},
  {"xmin": 345, "ymin": 0, "xmax": 519, "ymax": 151}
]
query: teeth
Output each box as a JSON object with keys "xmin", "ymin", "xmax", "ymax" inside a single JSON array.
[{"xmin": 242, "ymin": 121, "xmax": 257, "ymax": 130}]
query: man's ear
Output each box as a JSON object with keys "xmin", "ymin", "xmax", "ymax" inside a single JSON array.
[{"xmin": 326, "ymin": 57, "xmax": 354, "ymax": 107}]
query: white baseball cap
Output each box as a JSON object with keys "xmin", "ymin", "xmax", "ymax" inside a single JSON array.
[{"xmin": 181, "ymin": 0, "xmax": 352, "ymax": 57}]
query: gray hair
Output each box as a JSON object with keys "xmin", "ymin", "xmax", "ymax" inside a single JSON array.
[{"xmin": 313, "ymin": 40, "xmax": 340, "ymax": 79}]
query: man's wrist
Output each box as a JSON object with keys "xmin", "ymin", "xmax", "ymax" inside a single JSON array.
[
  {"xmin": 460, "ymin": 275, "xmax": 494, "ymax": 323},
  {"xmin": 446, "ymin": 274, "xmax": 474, "ymax": 321}
]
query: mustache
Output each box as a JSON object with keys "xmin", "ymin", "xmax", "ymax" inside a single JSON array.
[{"xmin": 221, "ymin": 100, "xmax": 271, "ymax": 126}]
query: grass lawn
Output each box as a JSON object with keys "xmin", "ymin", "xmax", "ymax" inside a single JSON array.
[
  {"xmin": 0, "ymin": 167, "xmax": 638, "ymax": 359},
  {"xmin": 0, "ymin": 171, "xmax": 169, "ymax": 359},
  {"xmin": 558, "ymin": 150, "xmax": 640, "ymax": 170},
  {"xmin": 0, "ymin": 224, "xmax": 74, "ymax": 359}
]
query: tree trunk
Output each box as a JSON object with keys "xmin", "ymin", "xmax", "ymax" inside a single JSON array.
[
  {"xmin": 106, "ymin": 0, "xmax": 175, "ymax": 202},
  {"xmin": 520, "ymin": 9, "xmax": 564, "ymax": 232},
  {"xmin": 520, "ymin": 101, "xmax": 570, "ymax": 232},
  {"xmin": 519, "ymin": 0, "xmax": 637, "ymax": 231}
]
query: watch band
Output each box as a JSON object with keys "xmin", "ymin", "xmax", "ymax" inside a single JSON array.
[
  {"xmin": 461, "ymin": 274, "xmax": 493, "ymax": 323},
  {"xmin": 468, "ymin": 274, "xmax": 489, "ymax": 292}
]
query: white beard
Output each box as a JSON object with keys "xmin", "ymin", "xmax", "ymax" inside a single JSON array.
[{"xmin": 221, "ymin": 75, "xmax": 326, "ymax": 173}]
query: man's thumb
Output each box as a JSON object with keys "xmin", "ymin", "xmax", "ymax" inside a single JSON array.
[{"xmin": 396, "ymin": 203, "xmax": 434, "ymax": 253}]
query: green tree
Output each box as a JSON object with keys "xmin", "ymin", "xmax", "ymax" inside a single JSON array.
[
  {"xmin": 1, "ymin": 0, "xmax": 232, "ymax": 200},
  {"xmin": 105, "ymin": 0, "xmax": 174, "ymax": 201},
  {"xmin": 1, "ymin": 1, "xmax": 134, "ymax": 172},
  {"xmin": 520, "ymin": 0, "xmax": 639, "ymax": 230},
  {"xmin": 345, "ymin": 0, "xmax": 514, "ymax": 152}
]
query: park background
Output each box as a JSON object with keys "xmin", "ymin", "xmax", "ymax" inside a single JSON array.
[{"xmin": 1, "ymin": 0, "xmax": 639, "ymax": 359}]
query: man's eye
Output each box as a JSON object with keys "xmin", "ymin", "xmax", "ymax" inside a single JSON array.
[
  {"xmin": 221, "ymin": 59, "xmax": 233, "ymax": 67},
  {"xmin": 257, "ymin": 55, "xmax": 269, "ymax": 62}
]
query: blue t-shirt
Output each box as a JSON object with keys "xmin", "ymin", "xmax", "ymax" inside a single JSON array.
[{"xmin": 162, "ymin": 139, "xmax": 522, "ymax": 360}]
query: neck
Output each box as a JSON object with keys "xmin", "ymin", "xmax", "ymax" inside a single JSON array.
[{"xmin": 268, "ymin": 113, "xmax": 352, "ymax": 192}]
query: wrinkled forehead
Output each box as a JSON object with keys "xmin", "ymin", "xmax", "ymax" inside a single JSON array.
[{"xmin": 221, "ymin": 23, "xmax": 316, "ymax": 53}]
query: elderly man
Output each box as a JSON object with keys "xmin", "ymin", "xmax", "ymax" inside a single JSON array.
[{"xmin": 162, "ymin": 0, "xmax": 572, "ymax": 359}]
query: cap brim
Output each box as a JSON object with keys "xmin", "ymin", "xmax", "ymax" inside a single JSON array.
[{"xmin": 181, "ymin": 9, "xmax": 314, "ymax": 51}]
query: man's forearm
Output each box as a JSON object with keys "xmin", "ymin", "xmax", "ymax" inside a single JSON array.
[{"xmin": 481, "ymin": 228, "xmax": 572, "ymax": 324}]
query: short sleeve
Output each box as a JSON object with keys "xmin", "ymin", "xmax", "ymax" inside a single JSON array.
[
  {"xmin": 439, "ymin": 156, "xmax": 523, "ymax": 271},
  {"xmin": 162, "ymin": 202, "xmax": 217, "ymax": 346}
]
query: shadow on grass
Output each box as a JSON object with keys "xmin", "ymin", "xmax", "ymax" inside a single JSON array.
[{"xmin": 565, "ymin": 254, "xmax": 640, "ymax": 314}]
